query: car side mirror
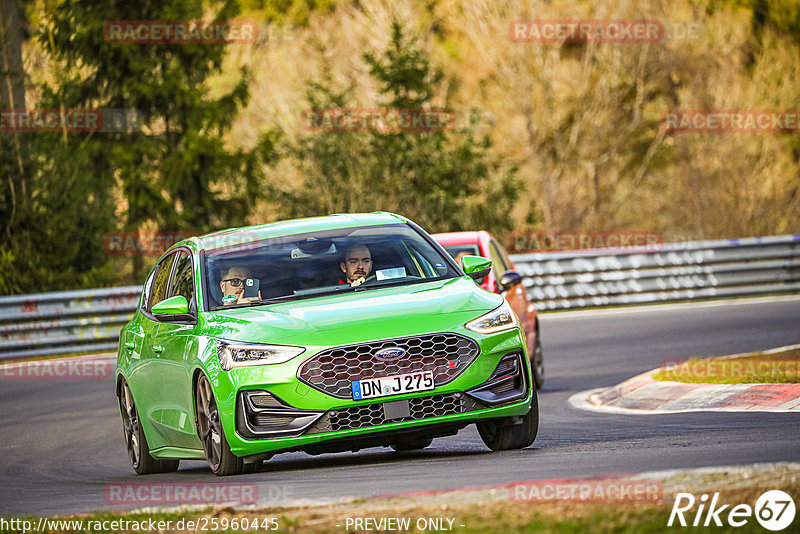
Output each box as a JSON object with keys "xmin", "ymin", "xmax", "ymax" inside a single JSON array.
[
  {"xmin": 498, "ymin": 270, "xmax": 523, "ymax": 293},
  {"xmin": 461, "ymin": 255, "xmax": 492, "ymax": 280},
  {"xmin": 152, "ymin": 295, "xmax": 193, "ymax": 321}
]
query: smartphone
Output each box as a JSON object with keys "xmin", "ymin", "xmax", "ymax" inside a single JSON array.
[{"xmin": 243, "ymin": 277, "xmax": 260, "ymax": 299}]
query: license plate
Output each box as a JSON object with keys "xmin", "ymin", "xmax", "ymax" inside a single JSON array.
[{"xmin": 351, "ymin": 371, "xmax": 435, "ymax": 401}]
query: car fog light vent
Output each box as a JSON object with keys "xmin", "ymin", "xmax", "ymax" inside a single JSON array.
[
  {"xmin": 254, "ymin": 414, "xmax": 297, "ymax": 427},
  {"xmin": 491, "ymin": 355, "xmax": 519, "ymax": 379},
  {"xmin": 492, "ymin": 381, "xmax": 516, "ymax": 394},
  {"xmin": 251, "ymin": 394, "xmax": 285, "ymax": 409}
]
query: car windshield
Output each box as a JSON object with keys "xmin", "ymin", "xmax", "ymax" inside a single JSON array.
[{"xmin": 204, "ymin": 223, "xmax": 460, "ymax": 310}]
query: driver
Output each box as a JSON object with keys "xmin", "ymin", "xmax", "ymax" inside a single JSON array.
[{"xmin": 338, "ymin": 244, "xmax": 373, "ymax": 287}]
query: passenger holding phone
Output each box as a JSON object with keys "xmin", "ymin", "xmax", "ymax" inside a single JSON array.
[{"xmin": 219, "ymin": 266, "xmax": 262, "ymax": 305}]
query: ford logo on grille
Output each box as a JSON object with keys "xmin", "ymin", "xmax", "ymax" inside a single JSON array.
[{"xmin": 374, "ymin": 347, "xmax": 406, "ymax": 361}]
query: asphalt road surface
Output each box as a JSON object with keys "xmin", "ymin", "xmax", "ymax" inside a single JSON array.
[{"xmin": 1, "ymin": 296, "xmax": 799, "ymax": 516}]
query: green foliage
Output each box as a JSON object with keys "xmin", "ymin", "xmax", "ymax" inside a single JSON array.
[
  {"xmin": 275, "ymin": 22, "xmax": 523, "ymax": 235},
  {"xmin": 0, "ymin": 125, "xmax": 118, "ymax": 292},
  {"xmin": 705, "ymin": 0, "xmax": 800, "ymax": 42},
  {"xmin": 0, "ymin": 0, "xmax": 279, "ymax": 290},
  {"xmin": 239, "ymin": 0, "xmax": 339, "ymax": 26}
]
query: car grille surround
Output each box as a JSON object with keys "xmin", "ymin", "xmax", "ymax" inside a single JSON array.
[{"xmin": 297, "ymin": 333, "xmax": 480, "ymax": 399}]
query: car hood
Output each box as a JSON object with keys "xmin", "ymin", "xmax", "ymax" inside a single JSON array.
[{"xmin": 202, "ymin": 277, "xmax": 502, "ymax": 346}]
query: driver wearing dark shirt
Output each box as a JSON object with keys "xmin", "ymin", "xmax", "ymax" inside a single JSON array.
[{"xmin": 339, "ymin": 244, "xmax": 373, "ymax": 287}]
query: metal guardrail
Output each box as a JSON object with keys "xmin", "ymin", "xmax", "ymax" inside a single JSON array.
[
  {"xmin": 0, "ymin": 287, "xmax": 141, "ymax": 359},
  {"xmin": 511, "ymin": 234, "xmax": 800, "ymax": 311},
  {"xmin": 0, "ymin": 235, "xmax": 798, "ymax": 359}
]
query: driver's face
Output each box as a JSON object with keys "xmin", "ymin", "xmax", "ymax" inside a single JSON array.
[{"xmin": 340, "ymin": 245, "xmax": 372, "ymax": 282}]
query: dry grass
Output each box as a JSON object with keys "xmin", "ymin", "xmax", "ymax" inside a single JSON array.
[{"xmin": 216, "ymin": 0, "xmax": 800, "ymax": 239}]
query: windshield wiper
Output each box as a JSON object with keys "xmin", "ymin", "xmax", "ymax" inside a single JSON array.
[{"xmin": 249, "ymin": 294, "xmax": 305, "ymax": 305}]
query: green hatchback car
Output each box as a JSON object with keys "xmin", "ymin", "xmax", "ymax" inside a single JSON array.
[{"xmin": 116, "ymin": 213, "xmax": 538, "ymax": 475}]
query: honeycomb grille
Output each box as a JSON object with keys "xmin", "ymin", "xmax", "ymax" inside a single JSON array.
[
  {"xmin": 297, "ymin": 333, "xmax": 480, "ymax": 399},
  {"xmin": 307, "ymin": 393, "xmax": 485, "ymax": 434}
]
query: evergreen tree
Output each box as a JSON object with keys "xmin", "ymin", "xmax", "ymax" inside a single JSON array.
[
  {"xmin": 28, "ymin": 0, "xmax": 276, "ymax": 286},
  {"xmin": 276, "ymin": 22, "xmax": 523, "ymax": 235}
]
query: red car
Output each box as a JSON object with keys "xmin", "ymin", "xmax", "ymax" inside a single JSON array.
[{"xmin": 433, "ymin": 231, "xmax": 544, "ymax": 388}]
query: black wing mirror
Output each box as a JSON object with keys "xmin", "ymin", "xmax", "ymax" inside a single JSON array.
[{"xmin": 498, "ymin": 270, "xmax": 523, "ymax": 293}]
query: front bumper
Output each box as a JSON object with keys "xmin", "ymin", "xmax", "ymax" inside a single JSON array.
[{"xmin": 214, "ymin": 328, "xmax": 532, "ymax": 457}]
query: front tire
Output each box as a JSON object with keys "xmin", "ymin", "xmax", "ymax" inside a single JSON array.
[
  {"xmin": 477, "ymin": 388, "xmax": 539, "ymax": 451},
  {"xmin": 196, "ymin": 373, "xmax": 246, "ymax": 476},
  {"xmin": 118, "ymin": 380, "xmax": 180, "ymax": 475}
]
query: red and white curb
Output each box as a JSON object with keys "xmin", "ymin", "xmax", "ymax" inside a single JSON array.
[{"xmin": 569, "ymin": 364, "xmax": 800, "ymax": 414}]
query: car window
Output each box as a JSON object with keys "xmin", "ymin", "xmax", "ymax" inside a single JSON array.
[
  {"xmin": 149, "ymin": 253, "xmax": 177, "ymax": 312},
  {"xmin": 442, "ymin": 244, "xmax": 481, "ymax": 263},
  {"xmin": 441, "ymin": 244, "xmax": 485, "ymax": 284},
  {"xmin": 204, "ymin": 224, "xmax": 460, "ymax": 310},
  {"xmin": 488, "ymin": 241, "xmax": 506, "ymax": 282},
  {"xmin": 169, "ymin": 251, "xmax": 195, "ymax": 308},
  {"xmin": 488, "ymin": 239, "xmax": 509, "ymax": 282},
  {"xmin": 496, "ymin": 241, "xmax": 515, "ymax": 271}
]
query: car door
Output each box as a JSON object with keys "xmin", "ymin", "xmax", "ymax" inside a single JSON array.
[
  {"xmin": 119, "ymin": 268, "xmax": 156, "ymax": 368},
  {"xmin": 149, "ymin": 249, "xmax": 203, "ymax": 450},
  {"xmin": 127, "ymin": 252, "xmax": 177, "ymax": 450}
]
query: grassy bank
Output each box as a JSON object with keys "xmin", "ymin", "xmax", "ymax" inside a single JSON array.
[{"xmin": 2, "ymin": 483, "xmax": 798, "ymax": 533}]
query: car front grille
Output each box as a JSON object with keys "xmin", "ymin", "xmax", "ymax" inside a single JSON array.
[
  {"xmin": 297, "ymin": 333, "xmax": 480, "ymax": 399},
  {"xmin": 306, "ymin": 393, "xmax": 485, "ymax": 434}
]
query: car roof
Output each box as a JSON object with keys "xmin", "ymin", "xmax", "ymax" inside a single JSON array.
[{"xmin": 190, "ymin": 212, "xmax": 408, "ymax": 252}]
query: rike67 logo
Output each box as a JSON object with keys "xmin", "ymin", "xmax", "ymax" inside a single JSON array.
[{"xmin": 669, "ymin": 490, "xmax": 796, "ymax": 531}]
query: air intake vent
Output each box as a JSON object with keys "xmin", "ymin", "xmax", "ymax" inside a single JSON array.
[{"xmin": 305, "ymin": 393, "xmax": 486, "ymax": 434}]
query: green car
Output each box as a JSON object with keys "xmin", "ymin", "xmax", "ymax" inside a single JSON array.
[{"xmin": 116, "ymin": 213, "xmax": 538, "ymax": 476}]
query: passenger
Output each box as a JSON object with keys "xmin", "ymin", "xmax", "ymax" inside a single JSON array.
[
  {"xmin": 218, "ymin": 266, "xmax": 261, "ymax": 305},
  {"xmin": 338, "ymin": 244, "xmax": 373, "ymax": 287}
]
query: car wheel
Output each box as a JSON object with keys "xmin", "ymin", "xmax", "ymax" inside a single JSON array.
[
  {"xmin": 196, "ymin": 373, "xmax": 245, "ymax": 476},
  {"xmin": 119, "ymin": 380, "xmax": 180, "ymax": 475},
  {"xmin": 531, "ymin": 325, "xmax": 544, "ymax": 389},
  {"xmin": 476, "ymin": 388, "xmax": 539, "ymax": 451},
  {"xmin": 391, "ymin": 437, "xmax": 433, "ymax": 451}
]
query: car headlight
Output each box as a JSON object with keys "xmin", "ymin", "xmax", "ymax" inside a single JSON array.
[
  {"xmin": 216, "ymin": 340, "xmax": 305, "ymax": 371},
  {"xmin": 465, "ymin": 300, "xmax": 519, "ymax": 334}
]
